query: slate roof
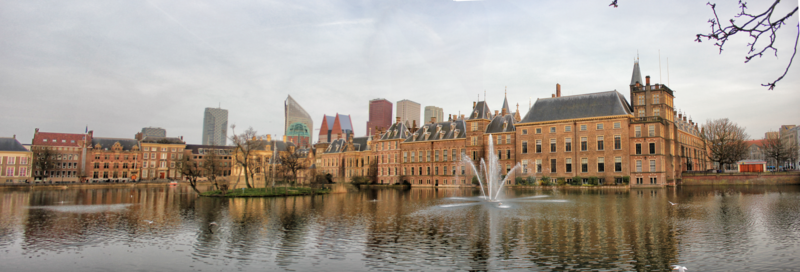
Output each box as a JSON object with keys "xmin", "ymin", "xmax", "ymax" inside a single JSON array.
[
  {"xmin": 251, "ymin": 140, "xmax": 295, "ymax": 152},
  {"xmin": 350, "ymin": 136, "xmax": 371, "ymax": 152},
  {"xmin": 501, "ymin": 95, "xmax": 511, "ymax": 115},
  {"xmin": 91, "ymin": 137, "xmax": 140, "ymax": 151},
  {"xmin": 485, "ymin": 114, "xmax": 517, "ymax": 134},
  {"xmin": 380, "ymin": 122, "xmax": 411, "ymax": 140},
  {"xmin": 184, "ymin": 144, "xmax": 235, "ymax": 155},
  {"xmin": 405, "ymin": 120, "xmax": 466, "ymax": 142},
  {"xmin": 468, "ymin": 101, "xmax": 493, "ymax": 120},
  {"xmin": 0, "ymin": 138, "xmax": 28, "ymax": 152},
  {"xmin": 324, "ymin": 139, "xmax": 347, "ymax": 153},
  {"xmin": 520, "ymin": 91, "xmax": 632, "ymax": 123},
  {"xmin": 630, "ymin": 61, "xmax": 643, "ymax": 86},
  {"xmin": 141, "ymin": 137, "xmax": 185, "ymax": 144},
  {"xmin": 32, "ymin": 132, "xmax": 86, "ymax": 147}
]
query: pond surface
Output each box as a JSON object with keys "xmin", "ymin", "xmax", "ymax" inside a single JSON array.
[{"xmin": 1, "ymin": 185, "xmax": 799, "ymax": 271}]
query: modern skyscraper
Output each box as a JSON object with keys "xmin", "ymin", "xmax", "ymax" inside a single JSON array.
[
  {"xmin": 366, "ymin": 99, "xmax": 392, "ymax": 136},
  {"xmin": 285, "ymin": 95, "xmax": 313, "ymax": 148},
  {"xmin": 424, "ymin": 106, "xmax": 444, "ymax": 124},
  {"xmin": 318, "ymin": 113, "xmax": 354, "ymax": 143},
  {"xmin": 396, "ymin": 99, "xmax": 420, "ymax": 128},
  {"xmin": 202, "ymin": 107, "xmax": 228, "ymax": 146},
  {"xmin": 141, "ymin": 127, "xmax": 166, "ymax": 138}
]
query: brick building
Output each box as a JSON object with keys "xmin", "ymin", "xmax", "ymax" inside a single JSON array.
[
  {"xmin": 0, "ymin": 136, "xmax": 31, "ymax": 183},
  {"xmin": 184, "ymin": 144, "xmax": 235, "ymax": 179},
  {"xmin": 139, "ymin": 137, "xmax": 186, "ymax": 180},
  {"xmin": 86, "ymin": 136, "xmax": 142, "ymax": 182},
  {"xmin": 31, "ymin": 128, "xmax": 90, "ymax": 183},
  {"xmin": 376, "ymin": 118, "xmax": 412, "ymax": 184}
]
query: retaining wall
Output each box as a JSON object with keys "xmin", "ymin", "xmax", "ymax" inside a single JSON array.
[{"xmin": 681, "ymin": 172, "xmax": 800, "ymax": 185}]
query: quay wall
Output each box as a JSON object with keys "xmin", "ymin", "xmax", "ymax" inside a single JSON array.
[{"xmin": 681, "ymin": 172, "xmax": 800, "ymax": 185}]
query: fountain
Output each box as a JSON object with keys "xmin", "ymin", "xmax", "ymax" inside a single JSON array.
[{"xmin": 440, "ymin": 134, "xmax": 565, "ymax": 208}]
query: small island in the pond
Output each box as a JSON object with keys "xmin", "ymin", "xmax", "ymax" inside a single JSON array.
[{"xmin": 201, "ymin": 187, "xmax": 330, "ymax": 197}]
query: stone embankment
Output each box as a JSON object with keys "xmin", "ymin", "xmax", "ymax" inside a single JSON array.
[{"xmin": 681, "ymin": 171, "xmax": 800, "ymax": 185}]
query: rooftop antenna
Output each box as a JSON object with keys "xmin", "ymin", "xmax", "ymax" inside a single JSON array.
[
  {"xmin": 659, "ymin": 49, "xmax": 662, "ymax": 84},
  {"xmin": 667, "ymin": 57, "xmax": 670, "ymax": 87}
]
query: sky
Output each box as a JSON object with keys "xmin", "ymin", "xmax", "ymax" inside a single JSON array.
[{"xmin": 1, "ymin": 0, "xmax": 798, "ymax": 144}]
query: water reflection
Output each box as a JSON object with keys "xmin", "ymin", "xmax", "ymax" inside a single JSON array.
[{"xmin": 0, "ymin": 185, "xmax": 798, "ymax": 271}]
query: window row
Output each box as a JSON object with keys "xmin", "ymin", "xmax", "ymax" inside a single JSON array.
[
  {"xmin": 521, "ymin": 157, "xmax": 623, "ymax": 174},
  {"xmin": 521, "ymin": 136, "xmax": 620, "ymax": 153}
]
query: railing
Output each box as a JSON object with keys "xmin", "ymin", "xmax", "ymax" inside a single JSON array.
[{"xmin": 631, "ymin": 116, "xmax": 664, "ymax": 123}]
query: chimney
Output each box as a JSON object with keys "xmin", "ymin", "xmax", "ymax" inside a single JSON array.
[
  {"xmin": 461, "ymin": 114, "xmax": 465, "ymax": 119},
  {"xmin": 646, "ymin": 75, "xmax": 650, "ymax": 85},
  {"xmin": 396, "ymin": 117, "xmax": 401, "ymax": 124},
  {"xmin": 283, "ymin": 135, "xmax": 287, "ymax": 142},
  {"xmin": 267, "ymin": 134, "xmax": 271, "ymax": 141},
  {"xmin": 683, "ymin": 116, "xmax": 687, "ymax": 121},
  {"xmin": 35, "ymin": 128, "xmax": 39, "ymax": 134},
  {"xmin": 551, "ymin": 94, "xmax": 556, "ymax": 98},
  {"xmin": 556, "ymin": 83, "xmax": 561, "ymax": 97},
  {"xmin": 12, "ymin": 134, "xmax": 15, "ymax": 139},
  {"xmin": 495, "ymin": 110, "xmax": 499, "ymax": 116},
  {"xmin": 448, "ymin": 114, "xmax": 452, "ymax": 121},
  {"xmin": 473, "ymin": 101, "xmax": 476, "ymax": 108},
  {"xmin": 431, "ymin": 117, "xmax": 437, "ymax": 124},
  {"xmin": 180, "ymin": 136, "xmax": 183, "ymax": 141},
  {"xmin": 678, "ymin": 113, "xmax": 682, "ymax": 119}
]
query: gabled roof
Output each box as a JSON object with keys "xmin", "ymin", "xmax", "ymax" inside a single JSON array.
[
  {"xmin": 380, "ymin": 122, "xmax": 411, "ymax": 140},
  {"xmin": 0, "ymin": 138, "xmax": 28, "ymax": 152},
  {"xmin": 630, "ymin": 61, "xmax": 643, "ymax": 86},
  {"xmin": 338, "ymin": 115, "xmax": 353, "ymax": 131},
  {"xmin": 520, "ymin": 91, "xmax": 632, "ymax": 124},
  {"xmin": 33, "ymin": 132, "xmax": 86, "ymax": 147},
  {"xmin": 485, "ymin": 114, "xmax": 516, "ymax": 134},
  {"xmin": 323, "ymin": 115, "xmax": 335, "ymax": 130},
  {"xmin": 91, "ymin": 137, "xmax": 140, "ymax": 151},
  {"xmin": 141, "ymin": 137, "xmax": 185, "ymax": 144},
  {"xmin": 324, "ymin": 139, "xmax": 347, "ymax": 153},
  {"xmin": 468, "ymin": 101, "xmax": 493, "ymax": 120},
  {"xmin": 405, "ymin": 120, "xmax": 466, "ymax": 142}
]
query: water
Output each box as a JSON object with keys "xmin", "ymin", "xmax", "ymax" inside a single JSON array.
[{"xmin": 1, "ymin": 185, "xmax": 799, "ymax": 271}]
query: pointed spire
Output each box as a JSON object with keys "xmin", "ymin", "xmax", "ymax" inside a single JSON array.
[
  {"xmin": 630, "ymin": 60, "xmax": 643, "ymax": 86},
  {"xmin": 501, "ymin": 89, "xmax": 511, "ymax": 116}
]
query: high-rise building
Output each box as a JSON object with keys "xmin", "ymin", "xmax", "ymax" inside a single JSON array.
[
  {"xmin": 202, "ymin": 107, "xmax": 228, "ymax": 146},
  {"xmin": 140, "ymin": 127, "xmax": 166, "ymax": 139},
  {"xmin": 396, "ymin": 99, "xmax": 420, "ymax": 129},
  {"xmin": 424, "ymin": 106, "xmax": 444, "ymax": 124},
  {"xmin": 366, "ymin": 99, "xmax": 392, "ymax": 136},
  {"xmin": 318, "ymin": 114, "xmax": 354, "ymax": 143},
  {"xmin": 285, "ymin": 95, "xmax": 313, "ymax": 148}
]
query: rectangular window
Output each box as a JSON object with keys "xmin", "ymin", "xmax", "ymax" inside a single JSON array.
[
  {"xmin": 426, "ymin": 167, "xmax": 430, "ymax": 175},
  {"xmin": 636, "ymin": 160, "xmax": 642, "ymax": 172},
  {"xmin": 580, "ymin": 137, "xmax": 588, "ymax": 151},
  {"xmin": 435, "ymin": 167, "xmax": 439, "ymax": 175},
  {"xmin": 443, "ymin": 150, "xmax": 448, "ymax": 161},
  {"xmin": 403, "ymin": 152, "xmax": 408, "ymax": 163},
  {"xmin": 550, "ymin": 159, "xmax": 557, "ymax": 173},
  {"xmin": 565, "ymin": 158, "xmax": 572, "ymax": 173},
  {"xmin": 506, "ymin": 150, "xmax": 510, "ymax": 160},
  {"xmin": 649, "ymin": 143, "xmax": 656, "ymax": 154},
  {"xmin": 497, "ymin": 136, "xmax": 502, "ymax": 145},
  {"xmin": 650, "ymin": 160, "xmax": 656, "ymax": 172},
  {"xmin": 143, "ymin": 153, "xmax": 149, "ymax": 159},
  {"xmin": 654, "ymin": 108, "xmax": 660, "ymax": 117},
  {"xmin": 596, "ymin": 123, "xmax": 604, "ymax": 130},
  {"xmin": 597, "ymin": 136, "xmax": 604, "ymax": 151},
  {"xmin": 435, "ymin": 150, "xmax": 440, "ymax": 162},
  {"xmin": 565, "ymin": 125, "xmax": 572, "ymax": 132},
  {"xmin": 522, "ymin": 160, "xmax": 528, "ymax": 173},
  {"xmin": 638, "ymin": 109, "xmax": 645, "ymax": 117},
  {"xmin": 419, "ymin": 151, "xmax": 423, "ymax": 162},
  {"xmin": 598, "ymin": 157, "xmax": 605, "ymax": 172},
  {"xmin": 653, "ymin": 94, "xmax": 660, "ymax": 104},
  {"xmin": 550, "ymin": 139, "xmax": 556, "ymax": 152},
  {"xmin": 536, "ymin": 128, "xmax": 542, "ymax": 134},
  {"xmin": 635, "ymin": 126, "xmax": 641, "ymax": 137},
  {"xmin": 472, "ymin": 151, "xmax": 477, "ymax": 161},
  {"xmin": 506, "ymin": 135, "xmax": 511, "ymax": 144},
  {"xmin": 648, "ymin": 125, "xmax": 655, "ymax": 137},
  {"xmin": 522, "ymin": 129, "xmax": 528, "ymax": 135},
  {"xmin": 461, "ymin": 166, "xmax": 465, "ymax": 175},
  {"xmin": 638, "ymin": 95, "xmax": 645, "ymax": 105},
  {"xmin": 615, "ymin": 157, "xmax": 622, "ymax": 172},
  {"xmin": 636, "ymin": 143, "xmax": 642, "ymax": 154},
  {"xmin": 426, "ymin": 151, "xmax": 431, "ymax": 162},
  {"xmin": 444, "ymin": 166, "xmax": 448, "ymax": 175},
  {"xmin": 536, "ymin": 159, "xmax": 542, "ymax": 173},
  {"xmin": 471, "ymin": 122, "xmax": 477, "ymax": 131},
  {"xmin": 536, "ymin": 140, "xmax": 542, "ymax": 153},
  {"xmin": 580, "ymin": 124, "xmax": 587, "ymax": 131},
  {"xmin": 581, "ymin": 158, "xmax": 588, "ymax": 172},
  {"xmin": 550, "ymin": 127, "xmax": 556, "ymax": 133},
  {"xmin": 614, "ymin": 122, "xmax": 621, "ymax": 129},
  {"xmin": 565, "ymin": 138, "xmax": 572, "ymax": 152},
  {"xmin": 522, "ymin": 141, "xmax": 528, "ymax": 153},
  {"xmin": 614, "ymin": 136, "xmax": 621, "ymax": 149}
]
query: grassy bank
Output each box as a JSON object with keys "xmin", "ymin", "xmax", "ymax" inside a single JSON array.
[{"xmin": 200, "ymin": 187, "xmax": 330, "ymax": 197}]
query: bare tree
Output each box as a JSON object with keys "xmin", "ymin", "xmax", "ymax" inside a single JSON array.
[
  {"xmin": 702, "ymin": 118, "xmax": 749, "ymax": 170},
  {"xmin": 180, "ymin": 155, "xmax": 203, "ymax": 194},
  {"xmin": 32, "ymin": 147, "xmax": 57, "ymax": 181},
  {"xmin": 611, "ymin": 0, "xmax": 797, "ymax": 90},
  {"xmin": 761, "ymin": 131, "xmax": 799, "ymax": 169},
  {"xmin": 280, "ymin": 150, "xmax": 307, "ymax": 186},
  {"xmin": 203, "ymin": 148, "xmax": 225, "ymax": 190},
  {"xmin": 229, "ymin": 125, "xmax": 259, "ymax": 188}
]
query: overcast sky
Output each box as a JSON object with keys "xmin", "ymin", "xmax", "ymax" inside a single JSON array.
[{"xmin": 2, "ymin": 0, "xmax": 798, "ymax": 144}]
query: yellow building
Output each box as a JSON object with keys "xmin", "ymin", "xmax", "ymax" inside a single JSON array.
[{"xmin": 0, "ymin": 136, "xmax": 32, "ymax": 183}]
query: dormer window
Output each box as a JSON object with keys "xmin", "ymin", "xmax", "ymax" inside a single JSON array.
[
  {"xmin": 473, "ymin": 111, "xmax": 478, "ymax": 118},
  {"xmin": 502, "ymin": 121, "xmax": 508, "ymax": 130},
  {"xmin": 453, "ymin": 129, "xmax": 460, "ymax": 136}
]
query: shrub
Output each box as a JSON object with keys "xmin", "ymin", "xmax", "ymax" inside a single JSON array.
[
  {"xmin": 515, "ymin": 176, "xmax": 524, "ymax": 185},
  {"xmin": 556, "ymin": 177, "xmax": 566, "ymax": 186},
  {"xmin": 573, "ymin": 176, "xmax": 582, "ymax": 186},
  {"xmin": 526, "ymin": 176, "xmax": 538, "ymax": 186},
  {"xmin": 350, "ymin": 176, "xmax": 371, "ymax": 184},
  {"xmin": 540, "ymin": 176, "xmax": 550, "ymax": 186},
  {"xmin": 472, "ymin": 176, "xmax": 479, "ymax": 185},
  {"xmin": 588, "ymin": 176, "xmax": 598, "ymax": 185},
  {"xmin": 623, "ymin": 176, "xmax": 630, "ymax": 185}
]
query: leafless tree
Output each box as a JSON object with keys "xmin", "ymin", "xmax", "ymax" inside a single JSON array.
[
  {"xmin": 32, "ymin": 147, "xmax": 57, "ymax": 181},
  {"xmin": 229, "ymin": 125, "xmax": 259, "ymax": 188},
  {"xmin": 611, "ymin": 0, "xmax": 798, "ymax": 90},
  {"xmin": 702, "ymin": 118, "xmax": 749, "ymax": 170},
  {"xmin": 280, "ymin": 150, "xmax": 307, "ymax": 186},
  {"xmin": 761, "ymin": 131, "xmax": 799, "ymax": 169},
  {"xmin": 180, "ymin": 155, "xmax": 203, "ymax": 194},
  {"xmin": 367, "ymin": 158, "xmax": 378, "ymax": 184},
  {"xmin": 203, "ymin": 148, "xmax": 225, "ymax": 190}
]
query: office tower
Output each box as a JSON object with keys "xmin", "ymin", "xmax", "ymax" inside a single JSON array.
[
  {"xmin": 424, "ymin": 106, "xmax": 444, "ymax": 123},
  {"xmin": 285, "ymin": 95, "xmax": 313, "ymax": 148},
  {"xmin": 366, "ymin": 98, "xmax": 392, "ymax": 136},
  {"xmin": 396, "ymin": 99, "xmax": 420, "ymax": 128},
  {"xmin": 202, "ymin": 107, "xmax": 228, "ymax": 146}
]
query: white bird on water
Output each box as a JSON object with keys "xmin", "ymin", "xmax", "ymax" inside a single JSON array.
[
  {"xmin": 668, "ymin": 201, "xmax": 677, "ymax": 206},
  {"xmin": 672, "ymin": 265, "xmax": 688, "ymax": 272},
  {"xmin": 143, "ymin": 220, "xmax": 154, "ymax": 224}
]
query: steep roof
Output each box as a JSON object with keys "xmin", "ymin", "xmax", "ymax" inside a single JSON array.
[
  {"xmin": 141, "ymin": 137, "xmax": 185, "ymax": 144},
  {"xmin": 501, "ymin": 94, "xmax": 511, "ymax": 115},
  {"xmin": 324, "ymin": 139, "xmax": 347, "ymax": 153},
  {"xmin": 380, "ymin": 122, "xmax": 411, "ymax": 140},
  {"xmin": 184, "ymin": 144, "xmax": 235, "ymax": 155},
  {"xmin": 350, "ymin": 136, "xmax": 371, "ymax": 152},
  {"xmin": 0, "ymin": 138, "xmax": 28, "ymax": 152},
  {"xmin": 520, "ymin": 91, "xmax": 632, "ymax": 123},
  {"xmin": 405, "ymin": 120, "xmax": 466, "ymax": 142},
  {"xmin": 338, "ymin": 114, "xmax": 353, "ymax": 131},
  {"xmin": 91, "ymin": 137, "xmax": 140, "ymax": 151},
  {"xmin": 32, "ymin": 132, "xmax": 86, "ymax": 147},
  {"xmin": 630, "ymin": 61, "xmax": 643, "ymax": 86},
  {"xmin": 485, "ymin": 114, "xmax": 517, "ymax": 134},
  {"xmin": 468, "ymin": 101, "xmax": 493, "ymax": 120}
]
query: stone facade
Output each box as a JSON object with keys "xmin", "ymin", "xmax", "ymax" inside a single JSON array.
[{"xmin": 139, "ymin": 137, "xmax": 186, "ymax": 180}]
